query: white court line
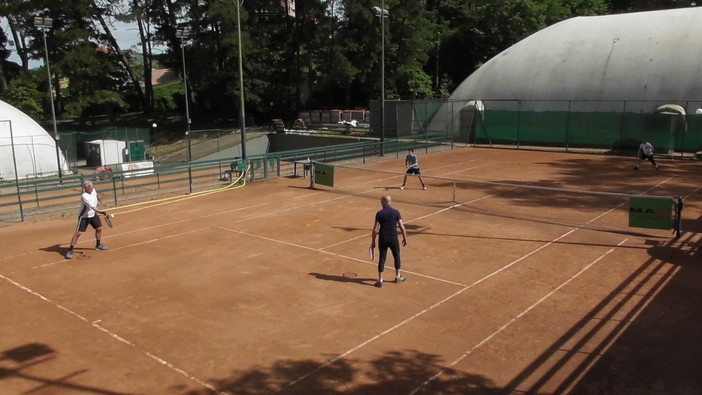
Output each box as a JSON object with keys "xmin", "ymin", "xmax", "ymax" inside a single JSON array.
[
  {"xmin": 275, "ymin": 174, "xmax": 676, "ymax": 389},
  {"xmin": 31, "ymin": 227, "xmax": 210, "ymax": 270},
  {"xmin": 408, "ymin": 238, "xmax": 628, "ymax": 394},
  {"xmin": 559, "ymin": 263, "xmax": 680, "ymax": 394},
  {"xmin": 0, "ymin": 272, "xmax": 229, "ymax": 395},
  {"xmin": 321, "ymin": 187, "xmax": 505, "ymax": 250},
  {"xmin": 3, "ymin": 167, "xmax": 681, "ymax": 394},
  {"xmin": 216, "ymin": 226, "xmax": 467, "ymax": 287},
  {"xmin": 279, "ymin": 227, "xmax": 582, "ymax": 390}
]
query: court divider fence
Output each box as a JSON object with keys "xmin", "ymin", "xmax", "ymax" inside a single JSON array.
[{"xmin": 0, "ymin": 134, "xmax": 450, "ymax": 222}]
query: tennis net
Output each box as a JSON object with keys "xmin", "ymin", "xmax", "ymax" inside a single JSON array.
[{"xmin": 314, "ymin": 162, "xmax": 683, "ymax": 238}]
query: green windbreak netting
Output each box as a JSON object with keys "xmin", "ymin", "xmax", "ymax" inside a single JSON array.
[{"xmin": 476, "ymin": 110, "xmax": 702, "ymax": 152}]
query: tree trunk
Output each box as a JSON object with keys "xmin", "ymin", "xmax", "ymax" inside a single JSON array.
[
  {"xmin": 138, "ymin": 17, "xmax": 154, "ymax": 112},
  {"xmin": 6, "ymin": 15, "xmax": 30, "ymax": 72},
  {"xmin": 0, "ymin": 60, "xmax": 7, "ymax": 92},
  {"xmin": 91, "ymin": 1, "xmax": 145, "ymax": 110}
]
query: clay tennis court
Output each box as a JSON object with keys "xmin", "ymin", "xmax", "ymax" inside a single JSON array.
[{"xmin": 1, "ymin": 147, "xmax": 701, "ymax": 394}]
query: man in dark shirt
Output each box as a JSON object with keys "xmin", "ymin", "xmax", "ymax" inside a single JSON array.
[{"xmin": 371, "ymin": 195, "xmax": 408, "ymax": 288}]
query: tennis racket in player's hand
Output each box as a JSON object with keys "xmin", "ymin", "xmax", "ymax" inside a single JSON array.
[
  {"xmin": 104, "ymin": 213, "xmax": 114, "ymax": 228},
  {"xmin": 369, "ymin": 245, "xmax": 375, "ymax": 261}
]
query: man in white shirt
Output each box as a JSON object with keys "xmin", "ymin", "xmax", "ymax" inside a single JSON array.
[
  {"xmin": 635, "ymin": 140, "xmax": 659, "ymax": 170},
  {"xmin": 66, "ymin": 180, "xmax": 109, "ymax": 259}
]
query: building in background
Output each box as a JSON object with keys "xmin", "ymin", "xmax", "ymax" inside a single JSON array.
[
  {"xmin": 0, "ymin": 99, "xmax": 70, "ymax": 180},
  {"xmin": 428, "ymin": 7, "xmax": 702, "ymax": 153}
]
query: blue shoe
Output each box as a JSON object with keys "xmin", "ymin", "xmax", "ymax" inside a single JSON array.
[
  {"xmin": 96, "ymin": 244, "xmax": 108, "ymax": 251},
  {"xmin": 66, "ymin": 250, "xmax": 74, "ymax": 259}
]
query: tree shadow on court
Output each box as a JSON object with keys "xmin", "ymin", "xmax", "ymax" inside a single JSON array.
[
  {"xmin": 680, "ymin": 214, "xmax": 702, "ymax": 233},
  {"xmin": 566, "ymin": 236, "xmax": 702, "ymax": 394},
  {"xmin": 177, "ymin": 350, "xmax": 502, "ymax": 394},
  {"xmin": 498, "ymin": 235, "xmax": 702, "ymax": 395},
  {"xmin": 0, "ymin": 343, "xmax": 128, "ymax": 395},
  {"xmin": 309, "ymin": 272, "xmax": 377, "ymax": 286}
]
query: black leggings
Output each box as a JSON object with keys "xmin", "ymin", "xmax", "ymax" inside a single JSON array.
[
  {"xmin": 640, "ymin": 153, "xmax": 657, "ymax": 167},
  {"xmin": 378, "ymin": 237, "xmax": 401, "ymax": 273}
]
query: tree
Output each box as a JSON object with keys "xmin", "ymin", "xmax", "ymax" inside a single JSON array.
[
  {"xmin": 0, "ymin": 0, "xmax": 687, "ymax": 127},
  {"xmin": 386, "ymin": 0, "xmax": 434, "ymax": 99},
  {"xmin": 0, "ymin": 25, "xmax": 9, "ymax": 92},
  {"xmin": 606, "ymin": 0, "xmax": 691, "ymax": 13},
  {"xmin": 4, "ymin": 73, "xmax": 43, "ymax": 119},
  {"xmin": 430, "ymin": 0, "xmax": 608, "ymax": 89},
  {"xmin": 90, "ymin": 0, "xmax": 146, "ymax": 111}
]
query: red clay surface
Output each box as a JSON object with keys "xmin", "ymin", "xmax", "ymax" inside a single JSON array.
[{"xmin": 1, "ymin": 147, "xmax": 701, "ymax": 394}]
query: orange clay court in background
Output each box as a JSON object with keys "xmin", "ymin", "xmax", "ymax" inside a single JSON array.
[{"xmin": 1, "ymin": 147, "xmax": 701, "ymax": 394}]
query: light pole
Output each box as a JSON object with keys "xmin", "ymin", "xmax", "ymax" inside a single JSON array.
[
  {"xmin": 151, "ymin": 122, "xmax": 158, "ymax": 157},
  {"xmin": 435, "ymin": 31, "xmax": 441, "ymax": 91},
  {"xmin": 2, "ymin": 121, "xmax": 24, "ymax": 221},
  {"xmin": 34, "ymin": 16, "xmax": 63, "ymax": 184},
  {"xmin": 236, "ymin": 0, "xmax": 247, "ymax": 159},
  {"xmin": 175, "ymin": 27, "xmax": 192, "ymax": 163},
  {"xmin": 372, "ymin": 3, "xmax": 388, "ymax": 156}
]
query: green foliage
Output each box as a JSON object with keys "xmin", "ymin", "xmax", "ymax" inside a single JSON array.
[
  {"xmin": 0, "ymin": 0, "xmax": 686, "ymax": 124},
  {"xmin": 63, "ymin": 90, "xmax": 128, "ymax": 118},
  {"xmin": 396, "ymin": 65, "xmax": 434, "ymax": 99},
  {"xmin": 58, "ymin": 44, "xmax": 127, "ymax": 117},
  {"xmin": 607, "ymin": 0, "xmax": 690, "ymax": 12},
  {"xmin": 4, "ymin": 75, "xmax": 43, "ymax": 120},
  {"xmin": 152, "ymin": 82, "xmax": 181, "ymax": 112},
  {"xmin": 437, "ymin": 76, "xmax": 454, "ymax": 98}
]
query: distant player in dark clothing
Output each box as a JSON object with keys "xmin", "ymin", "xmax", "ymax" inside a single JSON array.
[{"xmin": 370, "ymin": 195, "xmax": 408, "ymax": 288}]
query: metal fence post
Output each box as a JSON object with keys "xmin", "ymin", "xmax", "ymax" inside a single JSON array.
[{"xmin": 112, "ymin": 175, "xmax": 118, "ymax": 206}]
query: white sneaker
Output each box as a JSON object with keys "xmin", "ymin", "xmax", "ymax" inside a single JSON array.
[
  {"xmin": 400, "ymin": 185, "xmax": 405, "ymax": 190},
  {"xmin": 422, "ymin": 186, "xmax": 427, "ymax": 190}
]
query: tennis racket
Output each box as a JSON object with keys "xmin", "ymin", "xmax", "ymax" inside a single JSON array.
[
  {"xmin": 104, "ymin": 213, "xmax": 114, "ymax": 228},
  {"xmin": 369, "ymin": 246, "xmax": 375, "ymax": 261}
]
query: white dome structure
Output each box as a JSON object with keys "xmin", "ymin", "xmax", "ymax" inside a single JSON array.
[
  {"xmin": 429, "ymin": 7, "xmax": 702, "ymax": 142},
  {"xmin": 458, "ymin": 8, "xmax": 702, "ymax": 106},
  {"xmin": 0, "ymin": 100, "xmax": 69, "ymax": 180}
]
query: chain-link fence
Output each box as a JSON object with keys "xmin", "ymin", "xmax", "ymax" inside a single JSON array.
[
  {"xmin": 0, "ymin": 135, "xmax": 450, "ymax": 222},
  {"xmin": 59, "ymin": 127, "xmax": 151, "ymax": 169},
  {"xmin": 421, "ymin": 99, "xmax": 702, "ymax": 155}
]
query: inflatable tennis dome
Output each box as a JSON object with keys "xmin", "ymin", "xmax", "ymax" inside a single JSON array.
[
  {"xmin": 428, "ymin": 7, "xmax": 702, "ymax": 151},
  {"xmin": 0, "ymin": 99, "xmax": 70, "ymax": 180}
]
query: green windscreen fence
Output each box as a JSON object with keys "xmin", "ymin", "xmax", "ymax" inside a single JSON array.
[{"xmin": 475, "ymin": 110, "xmax": 700, "ymax": 152}]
